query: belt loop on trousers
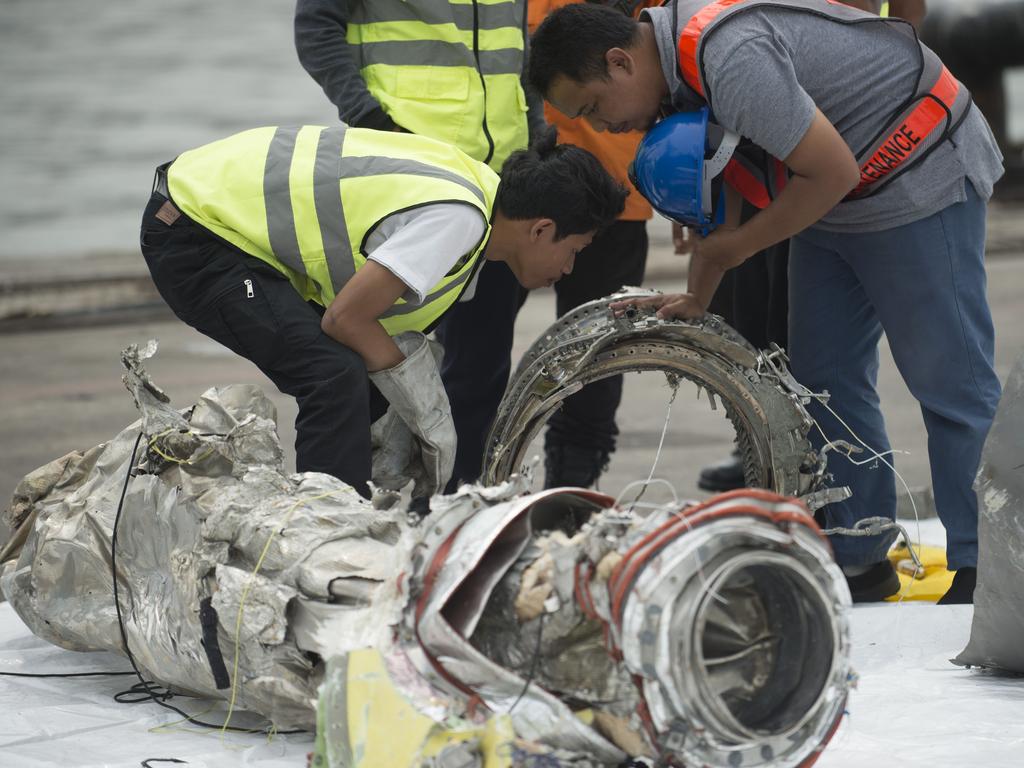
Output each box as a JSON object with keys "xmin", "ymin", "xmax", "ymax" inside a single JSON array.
[
  {"xmin": 151, "ymin": 160, "xmax": 181, "ymax": 226},
  {"xmin": 152, "ymin": 161, "xmax": 173, "ymax": 199}
]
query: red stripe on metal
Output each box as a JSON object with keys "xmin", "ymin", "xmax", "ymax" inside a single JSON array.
[
  {"xmin": 413, "ymin": 529, "xmax": 488, "ymax": 704},
  {"xmin": 608, "ymin": 490, "xmax": 822, "ymax": 625}
]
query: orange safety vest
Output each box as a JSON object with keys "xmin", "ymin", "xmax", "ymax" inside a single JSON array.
[
  {"xmin": 723, "ymin": 145, "xmax": 789, "ymax": 209},
  {"xmin": 673, "ymin": 0, "xmax": 972, "ymax": 203},
  {"xmin": 529, "ymin": 0, "xmax": 654, "ymax": 221}
]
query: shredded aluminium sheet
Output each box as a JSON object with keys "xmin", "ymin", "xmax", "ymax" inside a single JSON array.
[{"xmin": 4, "ymin": 542, "xmax": 1023, "ymax": 768}]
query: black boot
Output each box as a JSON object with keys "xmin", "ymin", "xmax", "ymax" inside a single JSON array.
[
  {"xmin": 544, "ymin": 444, "xmax": 610, "ymax": 490},
  {"xmin": 842, "ymin": 560, "xmax": 901, "ymax": 603},
  {"xmin": 937, "ymin": 567, "xmax": 977, "ymax": 605},
  {"xmin": 697, "ymin": 450, "xmax": 745, "ymax": 492}
]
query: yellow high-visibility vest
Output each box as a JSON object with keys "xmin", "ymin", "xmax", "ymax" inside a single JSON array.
[
  {"xmin": 346, "ymin": 0, "xmax": 529, "ymax": 171},
  {"xmin": 167, "ymin": 125, "xmax": 500, "ymax": 335}
]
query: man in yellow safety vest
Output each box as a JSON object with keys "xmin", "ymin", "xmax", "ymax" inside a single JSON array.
[
  {"xmin": 140, "ymin": 125, "xmax": 626, "ymax": 501},
  {"xmin": 295, "ymin": 1, "xmax": 544, "ymax": 491}
]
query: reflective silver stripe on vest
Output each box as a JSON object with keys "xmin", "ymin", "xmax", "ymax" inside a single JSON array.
[
  {"xmin": 355, "ymin": 41, "xmax": 522, "ymax": 75},
  {"xmin": 350, "ymin": 0, "xmax": 521, "ymax": 31},
  {"xmin": 264, "ymin": 126, "xmax": 306, "ymax": 276},
  {"xmin": 337, "ymin": 156, "xmax": 487, "ymax": 205},
  {"xmin": 379, "ymin": 256, "xmax": 479, "ymax": 318},
  {"xmin": 312, "ymin": 126, "xmax": 355, "ymax": 293}
]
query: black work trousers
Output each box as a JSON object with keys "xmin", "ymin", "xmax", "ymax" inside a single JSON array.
[
  {"xmin": 139, "ymin": 192, "xmax": 385, "ymax": 498},
  {"xmin": 546, "ymin": 220, "xmax": 649, "ymax": 454},
  {"xmin": 435, "ymin": 258, "xmax": 528, "ymax": 488},
  {"xmin": 706, "ymin": 201, "xmax": 789, "ymax": 351},
  {"xmin": 436, "ymin": 220, "xmax": 648, "ymax": 488}
]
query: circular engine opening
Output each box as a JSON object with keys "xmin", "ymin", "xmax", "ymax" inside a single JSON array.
[{"xmin": 693, "ymin": 556, "xmax": 836, "ymax": 739}]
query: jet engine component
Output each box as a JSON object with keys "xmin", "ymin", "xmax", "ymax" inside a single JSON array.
[
  {"xmin": 955, "ymin": 351, "xmax": 1024, "ymax": 673},
  {"xmin": 482, "ymin": 290, "xmax": 833, "ymax": 506},
  {"xmin": 0, "ymin": 343, "xmax": 852, "ymax": 766}
]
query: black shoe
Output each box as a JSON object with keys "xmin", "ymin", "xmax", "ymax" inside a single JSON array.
[
  {"xmin": 544, "ymin": 444, "xmax": 609, "ymax": 490},
  {"xmin": 843, "ymin": 560, "xmax": 901, "ymax": 603},
  {"xmin": 937, "ymin": 567, "xmax": 977, "ymax": 605},
  {"xmin": 697, "ymin": 452, "xmax": 745, "ymax": 492}
]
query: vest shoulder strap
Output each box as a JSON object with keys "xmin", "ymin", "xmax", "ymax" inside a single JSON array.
[{"xmin": 673, "ymin": 0, "xmax": 971, "ymax": 200}]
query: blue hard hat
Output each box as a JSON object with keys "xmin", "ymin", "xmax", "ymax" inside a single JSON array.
[{"xmin": 629, "ymin": 108, "xmax": 739, "ymax": 234}]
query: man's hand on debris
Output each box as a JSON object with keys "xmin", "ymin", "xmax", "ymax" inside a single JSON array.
[
  {"xmin": 368, "ymin": 332, "xmax": 456, "ymax": 498},
  {"xmin": 610, "ymin": 292, "xmax": 707, "ymax": 321},
  {"xmin": 369, "ymin": 407, "xmax": 418, "ymax": 490}
]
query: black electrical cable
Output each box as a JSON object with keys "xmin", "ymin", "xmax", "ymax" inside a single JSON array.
[
  {"xmin": 0, "ymin": 670, "xmax": 136, "ymax": 678},
  {"xmin": 509, "ymin": 612, "xmax": 546, "ymax": 714},
  {"xmin": 109, "ymin": 432, "xmax": 303, "ymax": 735}
]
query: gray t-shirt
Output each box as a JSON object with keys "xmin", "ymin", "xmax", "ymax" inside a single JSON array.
[{"xmin": 645, "ymin": 2, "xmax": 1003, "ymax": 232}]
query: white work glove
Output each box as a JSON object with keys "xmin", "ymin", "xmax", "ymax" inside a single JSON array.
[
  {"xmin": 368, "ymin": 332, "xmax": 456, "ymax": 499},
  {"xmin": 369, "ymin": 407, "xmax": 419, "ymax": 492}
]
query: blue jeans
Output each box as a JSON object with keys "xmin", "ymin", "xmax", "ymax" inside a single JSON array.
[{"xmin": 789, "ymin": 183, "xmax": 1000, "ymax": 569}]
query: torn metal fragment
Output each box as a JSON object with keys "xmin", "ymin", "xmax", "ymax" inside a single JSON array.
[
  {"xmin": 0, "ymin": 343, "xmax": 853, "ymax": 766},
  {"xmin": 955, "ymin": 351, "xmax": 1024, "ymax": 673},
  {"xmin": 482, "ymin": 290, "xmax": 840, "ymax": 508}
]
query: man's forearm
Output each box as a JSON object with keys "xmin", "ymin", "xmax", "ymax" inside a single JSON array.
[
  {"xmin": 732, "ymin": 172, "xmax": 848, "ymax": 259},
  {"xmin": 731, "ymin": 110, "xmax": 859, "ymax": 260},
  {"xmin": 321, "ymin": 260, "xmax": 409, "ymax": 371},
  {"xmin": 890, "ymin": 0, "xmax": 926, "ymax": 28},
  {"xmin": 687, "ymin": 252, "xmax": 727, "ymax": 310},
  {"xmin": 323, "ymin": 313, "xmax": 404, "ymax": 372}
]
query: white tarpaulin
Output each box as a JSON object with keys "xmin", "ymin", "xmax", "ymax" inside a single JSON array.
[{"xmin": 3, "ymin": 519, "xmax": 1022, "ymax": 768}]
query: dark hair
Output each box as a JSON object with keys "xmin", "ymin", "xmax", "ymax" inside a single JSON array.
[
  {"xmin": 496, "ymin": 128, "xmax": 627, "ymax": 239},
  {"xmin": 529, "ymin": 4, "xmax": 640, "ymax": 98}
]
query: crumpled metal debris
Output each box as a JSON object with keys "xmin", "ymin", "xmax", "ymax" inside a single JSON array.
[
  {"xmin": 1, "ymin": 342, "xmax": 391, "ymax": 727},
  {"xmin": 482, "ymin": 289, "xmax": 844, "ymax": 508},
  {"xmin": 955, "ymin": 351, "xmax": 1024, "ymax": 672},
  {"xmin": 1, "ymin": 342, "xmax": 853, "ymax": 767}
]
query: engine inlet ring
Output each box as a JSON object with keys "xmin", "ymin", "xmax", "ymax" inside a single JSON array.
[{"xmin": 482, "ymin": 290, "xmax": 832, "ymax": 504}]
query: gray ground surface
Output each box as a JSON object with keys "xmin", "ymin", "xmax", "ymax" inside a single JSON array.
[{"xmin": 0, "ymin": 0, "xmax": 336, "ymax": 262}]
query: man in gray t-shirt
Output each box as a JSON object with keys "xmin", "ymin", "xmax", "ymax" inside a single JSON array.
[{"xmin": 529, "ymin": 0, "xmax": 1004, "ymax": 604}]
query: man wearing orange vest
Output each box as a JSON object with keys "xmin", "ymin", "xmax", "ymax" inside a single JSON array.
[
  {"xmin": 528, "ymin": 0, "xmax": 655, "ymax": 489},
  {"xmin": 696, "ymin": 0, "xmax": 928, "ymax": 495},
  {"xmin": 529, "ymin": 0, "xmax": 1003, "ymax": 604}
]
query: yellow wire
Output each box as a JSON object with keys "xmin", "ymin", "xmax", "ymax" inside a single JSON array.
[
  {"xmin": 147, "ymin": 427, "xmax": 216, "ymax": 466},
  {"xmin": 140, "ymin": 428, "xmax": 337, "ymax": 741},
  {"xmin": 219, "ymin": 488, "xmax": 351, "ymax": 739}
]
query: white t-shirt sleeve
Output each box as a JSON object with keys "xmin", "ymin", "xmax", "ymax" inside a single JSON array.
[{"xmin": 364, "ymin": 203, "xmax": 488, "ymax": 304}]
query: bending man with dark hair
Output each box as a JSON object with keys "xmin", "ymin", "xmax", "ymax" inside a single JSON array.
[
  {"xmin": 140, "ymin": 125, "xmax": 626, "ymax": 500},
  {"xmin": 295, "ymin": 0, "xmax": 545, "ymax": 493},
  {"xmin": 529, "ymin": 1, "xmax": 1002, "ymax": 604}
]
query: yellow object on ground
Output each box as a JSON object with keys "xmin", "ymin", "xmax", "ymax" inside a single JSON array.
[
  {"xmin": 885, "ymin": 543, "xmax": 955, "ymax": 602},
  {"xmin": 313, "ymin": 648, "xmax": 516, "ymax": 768}
]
